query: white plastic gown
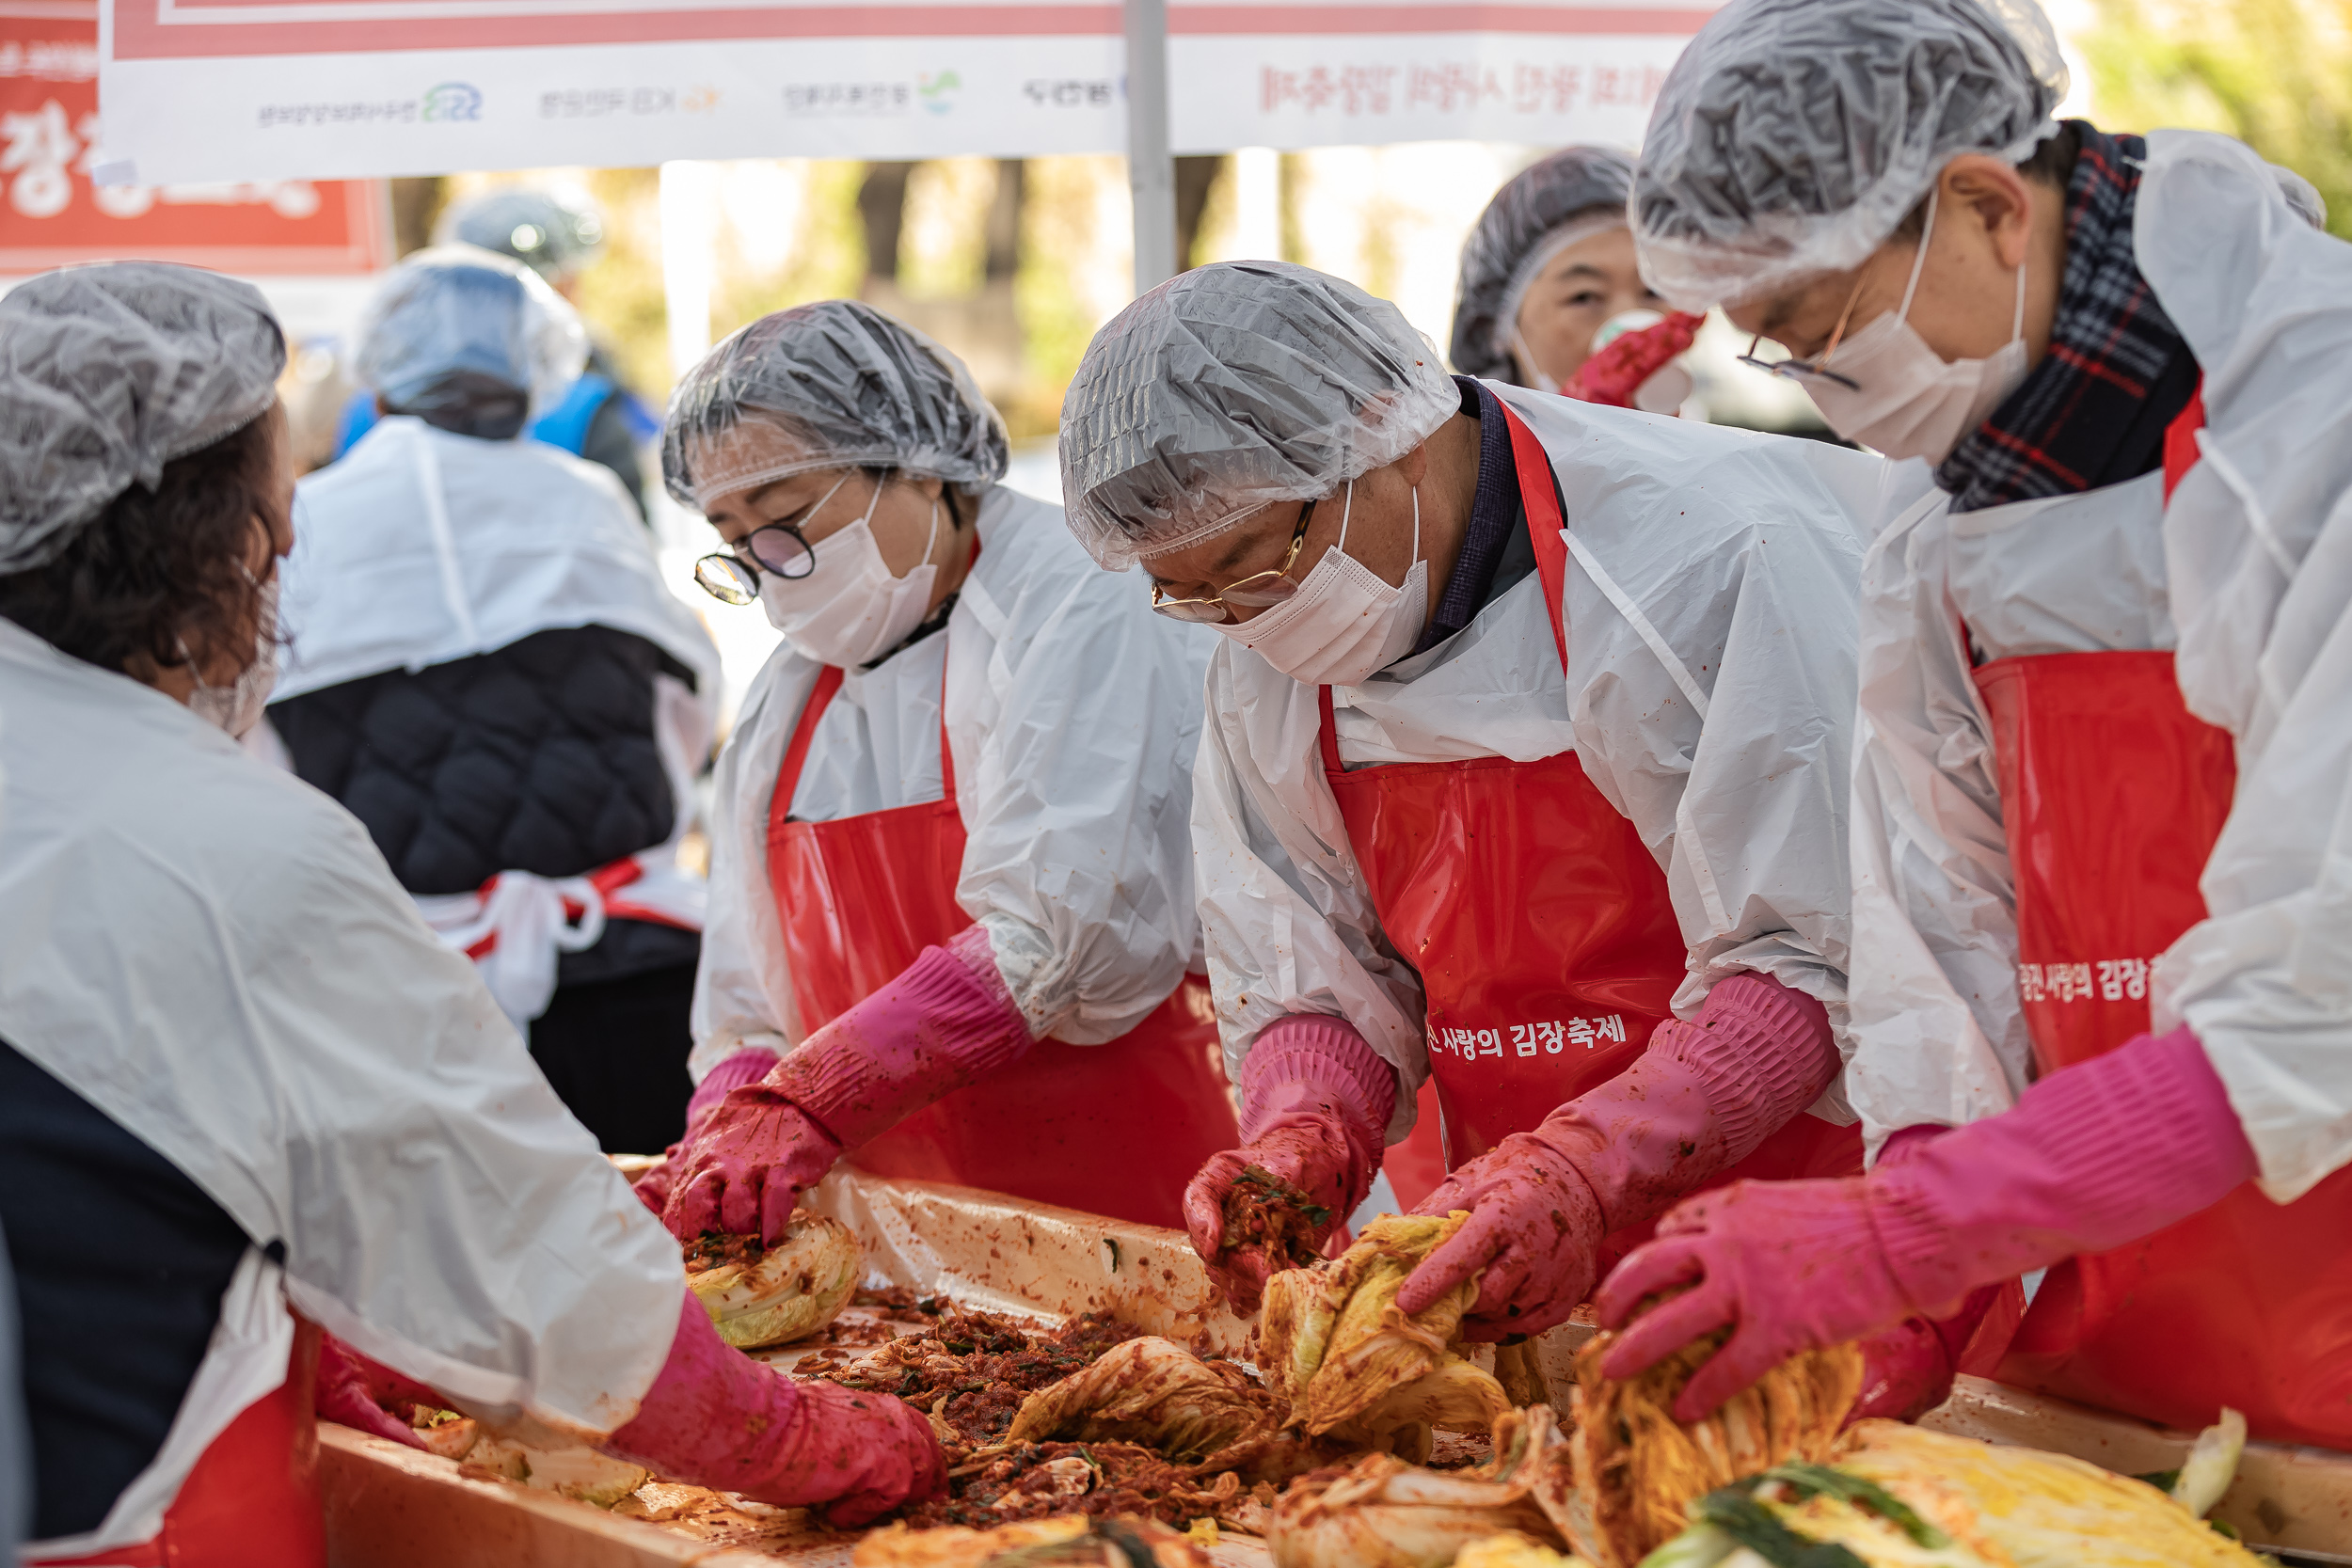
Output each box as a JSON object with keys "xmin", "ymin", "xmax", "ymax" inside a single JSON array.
[
  {"xmin": 1191, "ymin": 385, "xmax": 1886, "ymax": 1140},
  {"xmin": 1843, "ymin": 130, "xmax": 2352, "ymax": 1201},
  {"xmin": 690, "ymin": 484, "xmax": 1213, "ymax": 1079},
  {"xmin": 0, "ymin": 619, "xmax": 683, "ymax": 1552},
  {"xmin": 270, "ymin": 416, "xmax": 723, "ymax": 1022}
]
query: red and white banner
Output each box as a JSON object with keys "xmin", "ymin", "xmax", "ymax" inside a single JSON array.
[
  {"xmin": 94, "ymin": 0, "xmax": 1716, "ymax": 183},
  {"xmin": 4, "ymin": 2, "xmax": 386, "ymax": 270}
]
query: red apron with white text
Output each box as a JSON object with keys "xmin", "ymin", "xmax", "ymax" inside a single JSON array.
[
  {"xmin": 766, "ymin": 662, "xmax": 1237, "ymax": 1229},
  {"xmin": 1345, "ymin": 404, "xmax": 1859, "ymax": 1228},
  {"xmin": 1981, "ymin": 400, "xmax": 2352, "ymax": 1445},
  {"xmin": 39, "ymin": 1320, "xmax": 325, "ymax": 1568}
]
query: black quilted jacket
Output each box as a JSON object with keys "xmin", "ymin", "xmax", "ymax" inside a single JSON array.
[{"xmin": 269, "ymin": 623, "xmax": 701, "ymax": 984}]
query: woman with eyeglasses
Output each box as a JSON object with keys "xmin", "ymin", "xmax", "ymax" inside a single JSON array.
[
  {"xmin": 1057, "ymin": 261, "xmax": 1891, "ymax": 1342},
  {"xmin": 639, "ymin": 300, "xmax": 1236, "ymax": 1243}
]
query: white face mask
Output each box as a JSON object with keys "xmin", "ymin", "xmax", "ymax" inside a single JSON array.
[
  {"xmin": 1801, "ymin": 188, "xmax": 2029, "ymax": 464},
  {"xmin": 758, "ymin": 473, "xmax": 943, "ymax": 668},
  {"xmin": 183, "ymin": 574, "xmax": 280, "ymax": 738},
  {"xmin": 1220, "ymin": 481, "xmax": 1428, "ymax": 687}
]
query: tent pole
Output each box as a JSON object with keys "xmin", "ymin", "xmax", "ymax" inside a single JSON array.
[{"xmin": 1123, "ymin": 0, "xmax": 1179, "ymax": 293}]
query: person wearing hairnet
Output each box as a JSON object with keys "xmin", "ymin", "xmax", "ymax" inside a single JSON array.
[
  {"xmin": 1596, "ymin": 0, "xmax": 2352, "ymax": 1449},
  {"xmin": 333, "ymin": 187, "xmax": 658, "ymax": 514},
  {"xmin": 641, "ymin": 300, "xmax": 1236, "ymax": 1244},
  {"xmin": 1449, "ymin": 147, "xmax": 1699, "ymax": 412},
  {"xmin": 1057, "ymin": 260, "xmax": 1886, "ymax": 1332},
  {"xmin": 262, "ymin": 246, "xmax": 722, "ymax": 1155},
  {"xmin": 0, "ymin": 262, "xmax": 940, "ymax": 1564}
]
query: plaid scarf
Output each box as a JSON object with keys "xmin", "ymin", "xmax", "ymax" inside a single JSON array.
[{"xmin": 1936, "ymin": 123, "xmax": 2191, "ymax": 515}]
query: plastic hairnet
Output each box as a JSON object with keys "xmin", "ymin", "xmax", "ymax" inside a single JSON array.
[
  {"xmin": 661, "ymin": 299, "xmax": 1009, "ymax": 510},
  {"xmin": 435, "ymin": 186, "xmax": 606, "ymax": 280},
  {"xmin": 0, "ymin": 261, "xmax": 284, "ymax": 576},
  {"xmin": 1450, "ymin": 147, "xmax": 1635, "ymax": 379},
  {"xmin": 352, "ymin": 245, "xmax": 588, "ymax": 422},
  {"xmin": 1631, "ymin": 0, "xmax": 2069, "ymax": 311},
  {"xmin": 1059, "ymin": 261, "xmax": 1457, "ymax": 569}
]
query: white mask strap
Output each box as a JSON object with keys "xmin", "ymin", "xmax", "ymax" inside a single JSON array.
[
  {"xmin": 1409, "ymin": 485, "xmax": 1421, "ymax": 563},
  {"xmin": 2010, "ymin": 245, "xmax": 2027, "ymax": 345},
  {"xmin": 856, "ymin": 472, "xmax": 887, "ymax": 531},
  {"xmin": 918, "ymin": 494, "xmax": 941, "ymax": 570},
  {"xmin": 1334, "ymin": 480, "xmax": 1356, "ymax": 555},
  {"xmin": 1897, "ymin": 185, "xmax": 1939, "ymax": 324}
]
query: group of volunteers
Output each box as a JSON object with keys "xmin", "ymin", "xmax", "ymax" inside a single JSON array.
[{"xmin": 3, "ymin": 0, "xmax": 2348, "ymax": 1555}]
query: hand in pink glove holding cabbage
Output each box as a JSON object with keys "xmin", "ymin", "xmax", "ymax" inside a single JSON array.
[
  {"xmin": 1597, "ymin": 1024, "xmax": 2257, "ymax": 1421},
  {"xmin": 1399, "ymin": 973, "xmax": 1840, "ymax": 1340}
]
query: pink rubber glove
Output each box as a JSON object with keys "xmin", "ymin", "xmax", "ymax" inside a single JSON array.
[
  {"xmin": 1597, "ymin": 1024, "xmax": 2258, "ymax": 1420},
  {"xmin": 314, "ymin": 1333, "xmax": 436, "ymax": 1449},
  {"xmin": 666, "ymin": 925, "xmax": 1032, "ymax": 1243},
  {"xmin": 634, "ymin": 1049, "xmax": 781, "ymax": 1217},
  {"xmin": 1398, "ymin": 973, "xmax": 1838, "ymax": 1341},
  {"xmin": 600, "ymin": 1292, "xmax": 946, "ymax": 1527},
  {"xmin": 1183, "ymin": 1014, "xmax": 1396, "ymax": 1313},
  {"xmin": 1845, "ymin": 1127, "xmax": 2009, "ymax": 1424}
]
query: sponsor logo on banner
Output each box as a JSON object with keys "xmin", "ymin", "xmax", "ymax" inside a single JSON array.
[
  {"xmin": 539, "ymin": 85, "xmax": 722, "ymax": 119},
  {"xmin": 1259, "ymin": 58, "xmax": 1669, "ymax": 119},
  {"xmin": 785, "ymin": 70, "xmax": 958, "ymax": 119},
  {"xmin": 421, "ymin": 81, "xmax": 484, "ymax": 121},
  {"xmin": 1023, "ymin": 77, "xmax": 1115, "ymax": 107}
]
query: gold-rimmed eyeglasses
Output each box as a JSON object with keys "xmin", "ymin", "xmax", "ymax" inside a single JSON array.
[{"xmin": 1149, "ymin": 500, "xmax": 1315, "ymax": 625}]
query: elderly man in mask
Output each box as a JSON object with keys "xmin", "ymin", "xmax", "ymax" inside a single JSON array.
[
  {"xmin": 1596, "ymin": 0, "xmax": 2352, "ymax": 1449},
  {"xmin": 1057, "ymin": 261, "xmax": 1887, "ymax": 1341}
]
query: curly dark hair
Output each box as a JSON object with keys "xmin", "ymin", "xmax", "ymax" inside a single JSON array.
[{"xmin": 0, "ymin": 410, "xmax": 281, "ymax": 678}]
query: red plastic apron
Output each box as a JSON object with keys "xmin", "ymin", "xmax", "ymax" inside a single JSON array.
[
  {"xmin": 1985, "ymin": 392, "xmax": 2352, "ymax": 1447},
  {"xmin": 765, "ymin": 657, "xmax": 1238, "ymax": 1230},
  {"xmin": 1344, "ymin": 402, "xmax": 1859, "ymax": 1227},
  {"xmin": 40, "ymin": 1319, "xmax": 326, "ymax": 1568}
]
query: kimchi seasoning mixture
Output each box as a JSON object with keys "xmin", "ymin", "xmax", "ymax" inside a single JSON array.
[{"xmin": 1218, "ymin": 1166, "xmax": 1329, "ymax": 1275}]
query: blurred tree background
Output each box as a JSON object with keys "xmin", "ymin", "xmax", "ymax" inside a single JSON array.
[{"xmin": 2082, "ymin": 0, "xmax": 2352, "ymax": 237}]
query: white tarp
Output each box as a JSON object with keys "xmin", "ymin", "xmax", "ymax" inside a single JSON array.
[{"xmin": 96, "ymin": 0, "xmax": 1718, "ymax": 184}]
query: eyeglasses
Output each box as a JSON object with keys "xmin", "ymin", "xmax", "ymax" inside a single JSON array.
[
  {"xmin": 1733, "ymin": 267, "xmax": 1872, "ymax": 392},
  {"xmin": 693, "ymin": 521, "xmax": 818, "ymax": 605},
  {"xmin": 1150, "ymin": 500, "xmax": 1316, "ymax": 625}
]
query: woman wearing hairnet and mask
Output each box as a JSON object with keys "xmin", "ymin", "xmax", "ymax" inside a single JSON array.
[
  {"xmin": 1595, "ymin": 0, "xmax": 2352, "ymax": 1449},
  {"xmin": 1057, "ymin": 260, "xmax": 1889, "ymax": 1332},
  {"xmin": 1449, "ymin": 146, "xmax": 1700, "ymax": 411},
  {"xmin": 264, "ymin": 246, "xmax": 720, "ymax": 1154},
  {"xmin": 640, "ymin": 300, "xmax": 1235, "ymax": 1245},
  {"xmin": 0, "ymin": 264, "xmax": 939, "ymax": 1566}
]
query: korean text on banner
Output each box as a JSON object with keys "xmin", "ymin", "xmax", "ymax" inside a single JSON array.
[{"xmin": 4, "ymin": 3, "xmax": 387, "ymax": 274}]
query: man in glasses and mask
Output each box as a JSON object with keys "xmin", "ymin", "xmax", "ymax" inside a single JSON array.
[
  {"xmin": 1594, "ymin": 0, "xmax": 2352, "ymax": 1451},
  {"xmin": 1056, "ymin": 260, "xmax": 1889, "ymax": 1348},
  {"xmin": 642, "ymin": 301, "xmax": 1236, "ymax": 1243}
]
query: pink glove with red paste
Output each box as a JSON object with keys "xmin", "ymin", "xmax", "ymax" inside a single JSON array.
[
  {"xmin": 601, "ymin": 1293, "xmax": 945, "ymax": 1527},
  {"xmin": 315, "ymin": 1332, "xmax": 443, "ymax": 1449},
  {"xmin": 1597, "ymin": 1024, "xmax": 2258, "ymax": 1420},
  {"xmin": 1183, "ymin": 1014, "xmax": 1396, "ymax": 1312},
  {"xmin": 663, "ymin": 925, "xmax": 1031, "ymax": 1244},
  {"xmin": 1563, "ymin": 311, "xmax": 1704, "ymax": 407},
  {"xmin": 634, "ymin": 1049, "xmax": 781, "ymax": 1217},
  {"xmin": 1398, "ymin": 973, "xmax": 1839, "ymax": 1340}
]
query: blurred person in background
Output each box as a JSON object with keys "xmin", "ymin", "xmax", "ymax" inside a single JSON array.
[
  {"xmin": 640, "ymin": 300, "xmax": 1238, "ymax": 1244},
  {"xmin": 0, "ymin": 262, "xmax": 939, "ymax": 1565},
  {"xmin": 1059, "ymin": 261, "xmax": 1888, "ymax": 1335},
  {"xmin": 1449, "ymin": 147, "xmax": 1700, "ymax": 413},
  {"xmin": 1597, "ymin": 0, "xmax": 2352, "ymax": 1448},
  {"xmin": 332, "ymin": 186, "xmax": 658, "ymax": 515},
  {"xmin": 263, "ymin": 246, "xmax": 721, "ymax": 1155}
]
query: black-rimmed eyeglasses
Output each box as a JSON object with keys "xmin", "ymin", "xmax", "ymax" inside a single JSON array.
[{"xmin": 693, "ymin": 522, "xmax": 818, "ymax": 605}]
